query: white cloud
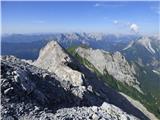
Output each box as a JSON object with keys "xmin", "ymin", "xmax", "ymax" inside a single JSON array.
[
  {"xmin": 111, "ymin": 20, "xmax": 140, "ymax": 33},
  {"xmin": 113, "ymin": 20, "xmax": 118, "ymax": 24},
  {"xmin": 130, "ymin": 23, "xmax": 139, "ymax": 33}
]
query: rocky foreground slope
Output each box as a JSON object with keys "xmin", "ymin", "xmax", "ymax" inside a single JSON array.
[{"xmin": 1, "ymin": 41, "xmax": 151, "ymax": 120}]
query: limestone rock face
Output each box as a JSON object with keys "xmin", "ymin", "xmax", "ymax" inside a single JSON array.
[
  {"xmin": 75, "ymin": 47, "xmax": 141, "ymax": 92},
  {"xmin": 33, "ymin": 41, "xmax": 88, "ymax": 100},
  {"xmin": 34, "ymin": 41, "xmax": 84, "ymax": 87}
]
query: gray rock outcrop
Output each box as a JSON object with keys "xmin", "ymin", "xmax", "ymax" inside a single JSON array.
[
  {"xmin": 34, "ymin": 41, "xmax": 84, "ymax": 87},
  {"xmin": 75, "ymin": 47, "xmax": 142, "ymax": 92}
]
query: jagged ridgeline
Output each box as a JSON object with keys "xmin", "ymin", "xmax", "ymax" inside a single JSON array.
[
  {"xmin": 67, "ymin": 45, "xmax": 160, "ymax": 119},
  {"xmin": 1, "ymin": 40, "xmax": 159, "ymax": 120}
]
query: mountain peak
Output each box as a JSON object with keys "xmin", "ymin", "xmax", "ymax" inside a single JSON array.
[
  {"xmin": 75, "ymin": 47, "xmax": 142, "ymax": 92},
  {"xmin": 37, "ymin": 40, "xmax": 72, "ymax": 64},
  {"xmin": 137, "ymin": 37, "xmax": 156, "ymax": 54},
  {"xmin": 34, "ymin": 40, "xmax": 84, "ymax": 87}
]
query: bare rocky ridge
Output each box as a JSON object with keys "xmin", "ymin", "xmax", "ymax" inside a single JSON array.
[
  {"xmin": 34, "ymin": 41, "xmax": 84, "ymax": 87},
  {"xmin": 75, "ymin": 47, "xmax": 141, "ymax": 92},
  {"xmin": 1, "ymin": 41, "xmax": 150, "ymax": 120}
]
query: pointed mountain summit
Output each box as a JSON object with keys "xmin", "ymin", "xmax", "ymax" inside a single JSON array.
[{"xmin": 34, "ymin": 40, "xmax": 84, "ymax": 87}]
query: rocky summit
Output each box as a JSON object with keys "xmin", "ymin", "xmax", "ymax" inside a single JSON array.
[
  {"xmin": 1, "ymin": 41, "xmax": 151, "ymax": 120},
  {"xmin": 34, "ymin": 40, "xmax": 84, "ymax": 87}
]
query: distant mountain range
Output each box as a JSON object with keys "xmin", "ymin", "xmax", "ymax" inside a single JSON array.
[
  {"xmin": 1, "ymin": 33, "xmax": 140, "ymax": 59},
  {"xmin": 2, "ymin": 33, "xmax": 140, "ymax": 43},
  {"xmin": 2, "ymin": 33, "xmax": 159, "ymax": 72},
  {"xmin": 2, "ymin": 33, "xmax": 159, "ymax": 71}
]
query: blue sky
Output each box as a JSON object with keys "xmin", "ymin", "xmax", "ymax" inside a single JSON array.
[{"xmin": 2, "ymin": 1, "xmax": 160, "ymax": 35}]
